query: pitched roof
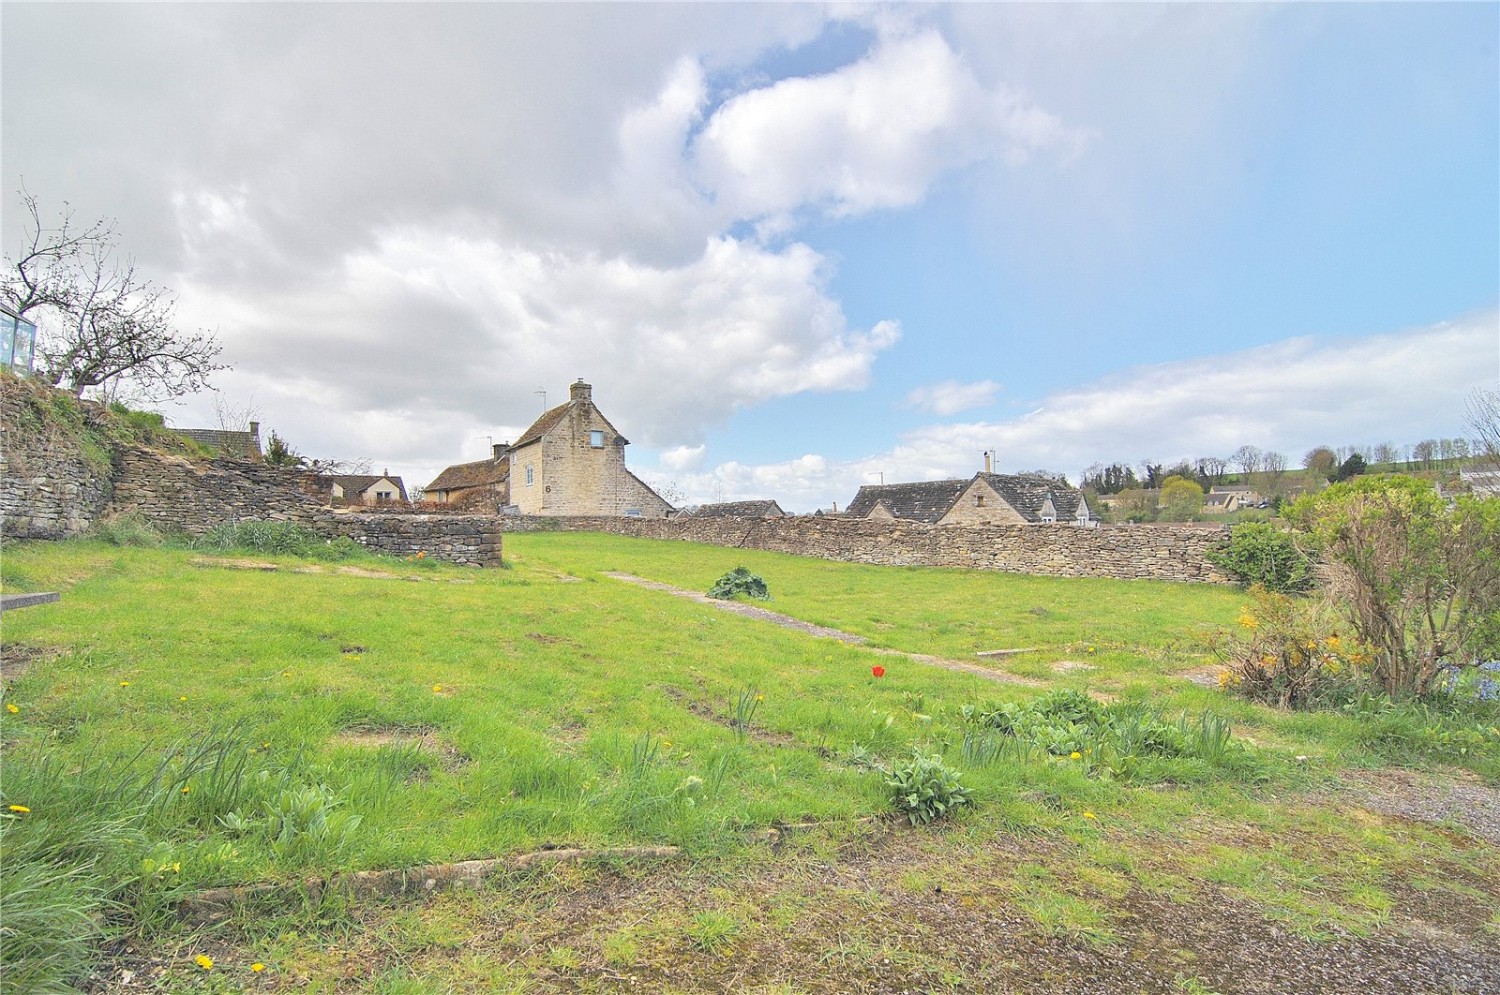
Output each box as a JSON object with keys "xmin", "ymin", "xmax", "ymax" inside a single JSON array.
[
  {"xmin": 512, "ymin": 394, "xmax": 628, "ymax": 449},
  {"xmin": 976, "ymin": 472, "xmax": 1090, "ymax": 522},
  {"xmin": 177, "ymin": 428, "xmax": 261, "ymax": 459},
  {"xmin": 846, "ymin": 479, "xmax": 969, "ymax": 523},
  {"xmin": 691, "ymin": 500, "xmax": 786, "ymax": 518},
  {"xmin": 427, "ymin": 458, "xmax": 510, "ymax": 493},
  {"xmin": 328, "ymin": 474, "xmax": 408, "ymax": 501}
]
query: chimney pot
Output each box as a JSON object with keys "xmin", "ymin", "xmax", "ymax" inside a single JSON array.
[
  {"xmin": 570, "ymin": 379, "xmax": 592, "ymax": 403},
  {"xmin": 492, "ymin": 442, "xmax": 509, "ymax": 461}
]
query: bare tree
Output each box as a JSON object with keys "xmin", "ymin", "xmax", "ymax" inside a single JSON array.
[
  {"xmin": 1230, "ymin": 444, "xmax": 1262, "ymax": 478},
  {"xmin": 1467, "ymin": 387, "xmax": 1500, "ymax": 470},
  {"xmin": 1261, "ymin": 450, "xmax": 1288, "ymax": 496},
  {"xmin": 3, "ymin": 191, "xmax": 224, "ymax": 403}
]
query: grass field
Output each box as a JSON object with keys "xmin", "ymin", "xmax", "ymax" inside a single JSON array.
[{"xmin": 2, "ymin": 532, "xmax": 1497, "ymax": 993}]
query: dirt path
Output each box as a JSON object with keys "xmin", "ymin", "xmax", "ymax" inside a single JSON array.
[{"xmin": 604, "ymin": 572, "xmax": 1041, "ymax": 686}]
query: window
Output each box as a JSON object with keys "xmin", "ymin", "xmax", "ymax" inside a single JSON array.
[
  {"xmin": 375, "ymin": 490, "xmax": 392, "ymax": 502},
  {"xmin": 589, "ymin": 430, "xmax": 605, "ymax": 448},
  {"xmin": 525, "ymin": 465, "xmax": 534, "ymax": 486},
  {"xmin": 974, "ymin": 495, "xmax": 985, "ymax": 507}
]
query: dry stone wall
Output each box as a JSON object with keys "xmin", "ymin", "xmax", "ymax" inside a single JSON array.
[
  {"xmin": 107, "ymin": 447, "xmax": 502, "ymax": 567},
  {"xmin": 504, "ymin": 514, "xmax": 1231, "ymax": 584},
  {"xmin": 0, "ymin": 388, "xmax": 115, "ymax": 539}
]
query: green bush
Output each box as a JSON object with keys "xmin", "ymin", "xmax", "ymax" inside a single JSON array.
[
  {"xmin": 707, "ymin": 566, "xmax": 770, "ymax": 601},
  {"xmin": 884, "ymin": 750, "xmax": 973, "ymax": 825},
  {"xmin": 1207, "ymin": 522, "xmax": 1315, "ymax": 594}
]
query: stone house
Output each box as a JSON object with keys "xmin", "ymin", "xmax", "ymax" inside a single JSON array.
[
  {"xmin": 506, "ymin": 380, "xmax": 672, "ymax": 518},
  {"xmin": 847, "ymin": 472, "xmax": 1095, "ymax": 527},
  {"xmin": 844, "ymin": 480, "xmax": 971, "ymax": 523},
  {"xmin": 690, "ymin": 500, "xmax": 787, "ymax": 518},
  {"xmin": 324, "ymin": 471, "xmax": 407, "ymax": 505},
  {"xmin": 938, "ymin": 473, "xmax": 1095, "ymax": 527},
  {"xmin": 426, "ymin": 445, "xmax": 512, "ymax": 508}
]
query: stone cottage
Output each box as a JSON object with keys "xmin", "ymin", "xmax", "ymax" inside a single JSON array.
[
  {"xmin": 426, "ymin": 444, "xmax": 512, "ymax": 509},
  {"xmin": 846, "ymin": 472, "xmax": 1094, "ymax": 526},
  {"xmin": 506, "ymin": 380, "xmax": 672, "ymax": 518}
]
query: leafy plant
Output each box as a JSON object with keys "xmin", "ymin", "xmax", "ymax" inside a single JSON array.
[
  {"xmin": 1207, "ymin": 522, "xmax": 1316, "ymax": 594},
  {"xmin": 884, "ymin": 750, "xmax": 973, "ymax": 825},
  {"xmin": 707, "ymin": 566, "xmax": 770, "ymax": 601}
]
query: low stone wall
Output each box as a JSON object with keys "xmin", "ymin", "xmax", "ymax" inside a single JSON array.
[
  {"xmin": 504, "ymin": 514, "xmax": 1231, "ymax": 584},
  {"xmin": 108, "ymin": 447, "xmax": 502, "ymax": 567},
  {"xmin": 324, "ymin": 512, "xmax": 502, "ymax": 567}
]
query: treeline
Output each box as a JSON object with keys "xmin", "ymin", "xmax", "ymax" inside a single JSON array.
[{"xmin": 1081, "ymin": 437, "xmax": 1481, "ymax": 496}]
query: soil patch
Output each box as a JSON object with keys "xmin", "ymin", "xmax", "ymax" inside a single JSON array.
[{"xmin": 0, "ymin": 642, "xmax": 67, "ymax": 681}]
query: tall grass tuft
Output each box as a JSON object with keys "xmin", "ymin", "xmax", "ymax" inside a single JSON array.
[{"xmin": 0, "ymin": 727, "xmax": 261, "ymax": 991}]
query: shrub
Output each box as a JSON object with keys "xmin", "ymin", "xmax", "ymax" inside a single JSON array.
[
  {"xmin": 885, "ymin": 750, "xmax": 973, "ymax": 825},
  {"xmin": 1217, "ymin": 587, "xmax": 1366, "ymax": 709},
  {"xmin": 1207, "ymin": 522, "xmax": 1315, "ymax": 594},
  {"xmin": 1290, "ymin": 476, "xmax": 1500, "ymax": 697},
  {"xmin": 707, "ymin": 566, "xmax": 770, "ymax": 601}
]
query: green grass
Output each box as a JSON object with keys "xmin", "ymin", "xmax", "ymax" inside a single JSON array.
[{"xmin": 2, "ymin": 532, "xmax": 1498, "ymax": 990}]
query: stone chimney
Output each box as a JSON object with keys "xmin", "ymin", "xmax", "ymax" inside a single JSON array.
[
  {"xmin": 492, "ymin": 442, "xmax": 510, "ymax": 461},
  {"xmin": 569, "ymin": 379, "xmax": 592, "ymax": 403}
]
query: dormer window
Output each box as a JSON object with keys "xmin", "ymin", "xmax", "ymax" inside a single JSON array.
[{"xmin": 589, "ymin": 430, "xmax": 605, "ymax": 448}]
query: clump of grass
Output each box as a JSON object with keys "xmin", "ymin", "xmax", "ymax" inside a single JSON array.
[
  {"xmin": 193, "ymin": 519, "xmax": 367, "ymax": 561},
  {"xmin": 731, "ymin": 688, "xmax": 762, "ymax": 742},
  {"xmin": 88, "ymin": 512, "xmax": 168, "ymax": 548},
  {"xmin": 960, "ymin": 689, "xmax": 1253, "ymax": 783},
  {"xmin": 0, "ymin": 728, "xmax": 262, "ymax": 992}
]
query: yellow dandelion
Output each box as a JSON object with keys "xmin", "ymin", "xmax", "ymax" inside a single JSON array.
[
  {"xmin": 432, "ymin": 684, "xmax": 444, "ymax": 693},
  {"xmin": 662, "ymin": 740, "xmax": 673, "ymax": 748},
  {"xmin": 171, "ymin": 862, "xmax": 182, "ymax": 873},
  {"xmin": 1325, "ymin": 635, "xmax": 1342, "ymax": 650},
  {"xmin": 1237, "ymin": 613, "xmax": 1258, "ymax": 629},
  {"xmin": 6, "ymin": 702, "xmax": 18, "ymax": 714},
  {"xmin": 251, "ymin": 963, "xmax": 266, "ymax": 973},
  {"xmin": 261, "ymin": 741, "xmax": 271, "ymax": 749},
  {"xmin": 181, "ymin": 786, "xmax": 191, "ymax": 794},
  {"xmin": 1086, "ymin": 645, "xmax": 1096, "ymax": 654},
  {"xmin": 119, "ymin": 681, "xmax": 131, "ymax": 687},
  {"xmin": 194, "ymin": 954, "xmax": 214, "ymax": 971},
  {"xmin": 1083, "ymin": 811, "xmax": 1097, "ymax": 820},
  {"xmin": 8, "ymin": 804, "xmax": 30, "ymax": 814},
  {"xmin": 754, "ymin": 694, "xmax": 765, "ymax": 702},
  {"xmin": 1069, "ymin": 751, "xmax": 1082, "ymax": 760},
  {"xmin": 179, "ymin": 695, "xmax": 188, "ymax": 702}
]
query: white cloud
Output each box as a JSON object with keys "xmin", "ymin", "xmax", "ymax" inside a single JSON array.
[
  {"xmin": 171, "ymin": 227, "xmax": 901, "ymax": 475},
  {"xmin": 645, "ymin": 311, "xmax": 1499, "ymax": 511},
  {"xmin": 691, "ymin": 28, "xmax": 1088, "ymax": 225},
  {"xmin": 904, "ymin": 379, "xmax": 1001, "ymax": 415}
]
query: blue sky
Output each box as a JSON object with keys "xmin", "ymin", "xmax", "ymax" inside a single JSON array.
[{"xmin": 4, "ymin": 3, "xmax": 1496, "ymax": 510}]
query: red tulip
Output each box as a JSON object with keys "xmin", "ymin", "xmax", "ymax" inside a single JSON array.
[{"xmin": 871, "ymin": 665, "xmax": 886, "ymax": 678}]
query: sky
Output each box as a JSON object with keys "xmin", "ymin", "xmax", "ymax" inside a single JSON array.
[{"xmin": 4, "ymin": 3, "xmax": 1497, "ymax": 511}]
